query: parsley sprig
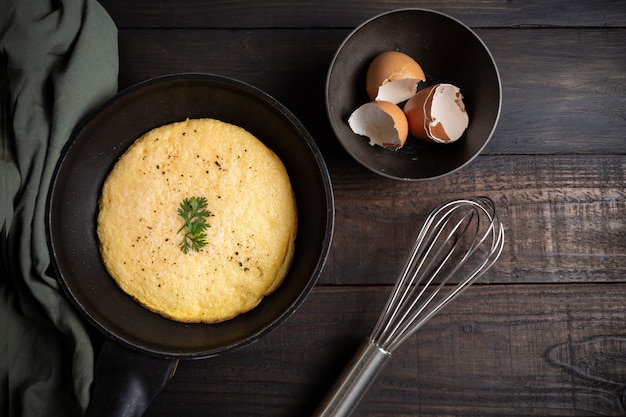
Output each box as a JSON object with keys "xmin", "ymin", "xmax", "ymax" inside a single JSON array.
[{"xmin": 177, "ymin": 196, "xmax": 211, "ymax": 253}]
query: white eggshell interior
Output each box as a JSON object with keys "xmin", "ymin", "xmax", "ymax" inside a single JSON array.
[
  {"xmin": 376, "ymin": 79, "xmax": 421, "ymax": 104},
  {"xmin": 429, "ymin": 84, "xmax": 469, "ymax": 142},
  {"xmin": 348, "ymin": 102, "xmax": 401, "ymax": 147}
]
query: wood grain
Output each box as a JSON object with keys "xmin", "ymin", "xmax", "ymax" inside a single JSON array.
[
  {"xmin": 144, "ymin": 285, "xmax": 626, "ymax": 417},
  {"xmin": 100, "ymin": 0, "xmax": 626, "ymax": 29},
  {"xmin": 322, "ymin": 154, "xmax": 626, "ymax": 286},
  {"xmin": 116, "ymin": 28, "xmax": 626, "ymax": 156}
]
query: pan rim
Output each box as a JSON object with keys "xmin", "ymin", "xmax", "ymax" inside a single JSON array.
[{"xmin": 46, "ymin": 72, "xmax": 334, "ymax": 359}]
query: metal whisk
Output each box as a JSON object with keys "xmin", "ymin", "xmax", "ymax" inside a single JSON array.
[{"xmin": 312, "ymin": 197, "xmax": 505, "ymax": 417}]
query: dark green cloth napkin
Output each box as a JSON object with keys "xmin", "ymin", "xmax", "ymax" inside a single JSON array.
[{"xmin": 0, "ymin": 0, "xmax": 118, "ymax": 415}]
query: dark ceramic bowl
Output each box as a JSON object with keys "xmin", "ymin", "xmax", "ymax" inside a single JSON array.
[{"xmin": 326, "ymin": 9, "xmax": 501, "ymax": 180}]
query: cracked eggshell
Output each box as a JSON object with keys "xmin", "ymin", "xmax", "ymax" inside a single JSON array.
[
  {"xmin": 404, "ymin": 83, "xmax": 469, "ymax": 144},
  {"xmin": 348, "ymin": 100, "xmax": 408, "ymax": 150},
  {"xmin": 366, "ymin": 51, "xmax": 426, "ymax": 104}
]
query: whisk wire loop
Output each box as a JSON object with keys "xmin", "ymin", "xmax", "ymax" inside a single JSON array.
[
  {"xmin": 371, "ymin": 205, "xmax": 471, "ymax": 350},
  {"xmin": 370, "ymin": 197, "xmax": 504, "ymax": 353}
]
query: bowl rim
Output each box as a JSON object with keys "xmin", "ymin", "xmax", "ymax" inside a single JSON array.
[{"xmin": 325, "ymin": 8, "xmax": 502, "ymax": 181}]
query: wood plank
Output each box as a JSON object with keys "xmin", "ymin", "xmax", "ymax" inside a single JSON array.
[
  {"xmin": 144, "ymin": 284, "xmax": 626, "ymax": 417},
  {"xmin": 485, "ymin": 28, "xmax": 626, "ymax": 155},
  {"xmin": 321, "ymin": 154, "xmax": 626, "ymax": 286},
  {"xmin": 116, "ymin": 28, "xmax": 626, "ymax": 156},
  {"xmin": 100, "ymin": 0, "xmax": 626, "ymax": 29}
]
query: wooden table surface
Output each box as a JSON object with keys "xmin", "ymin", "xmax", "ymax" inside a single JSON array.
[{"xmin": 98, "ymin": 1, "xmax": 626, "ymax": 415}]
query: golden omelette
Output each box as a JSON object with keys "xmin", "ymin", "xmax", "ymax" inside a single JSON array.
[{"xmin": 97, "ymin": 118, "xmax": 297, "ymax": 323}]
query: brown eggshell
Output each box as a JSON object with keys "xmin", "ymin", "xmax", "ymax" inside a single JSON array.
[
  {"xmin": 348, "ymin": 100, "xmax": 408, "ymax": 150},
  {"xmin": 366, "ymin": 51, "xmax": 426, "ymax": 104},
  {"xmin": 404, "ymin": 83, "xmax": 469, "ymax": 143},
  {"xmin": 403, "ymin": 86, "xmax": 433, "ymax": 141}
]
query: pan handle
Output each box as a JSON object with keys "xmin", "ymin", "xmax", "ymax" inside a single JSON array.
[{"xmin": 86, "ymin": 337, "xmax": 179, "ymax": 417}]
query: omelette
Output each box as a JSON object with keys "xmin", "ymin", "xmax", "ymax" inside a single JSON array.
[{"xmin": 97, "ymin": 118, "xmax": 297, "ymax": 323}]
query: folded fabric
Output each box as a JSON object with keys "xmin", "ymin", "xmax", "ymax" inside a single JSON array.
[{"xmin": 0, "ymin": 0, "xmax": 118, "ymax": 416}]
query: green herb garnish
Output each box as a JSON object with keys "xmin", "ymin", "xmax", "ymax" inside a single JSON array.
[{"xmin": 177, "ymin": 196, "xmax": 210, "ymax": 253}]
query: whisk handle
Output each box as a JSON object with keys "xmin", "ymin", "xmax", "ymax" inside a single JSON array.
[{"xmin": 312, "ymin": 339, "xmax": 391, "ymax": 417}]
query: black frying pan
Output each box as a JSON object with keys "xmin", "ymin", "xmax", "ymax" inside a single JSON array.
[{"xmin": 46, "ymin": 74, "xmax": 334, "ymax": 416}]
